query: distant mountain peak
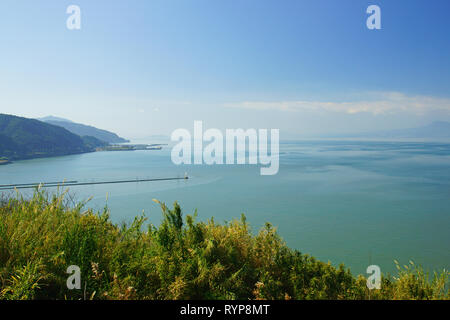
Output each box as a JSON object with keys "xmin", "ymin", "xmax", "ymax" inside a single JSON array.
[
  {"xmin": 38, "ymin": 116, "xmax": 73, "ymax": 123},
  {"xmin": 326, "ymin": 121, "xmax": 450, "ymax": 140}
]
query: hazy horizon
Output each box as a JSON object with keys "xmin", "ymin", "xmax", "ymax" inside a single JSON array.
[{"xmin": 33, "ymin": 114, "xmax": 450, "ymax": 142}]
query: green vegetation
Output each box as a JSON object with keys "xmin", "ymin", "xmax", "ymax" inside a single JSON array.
[
  {"xmin": 81, "ymin": 135, "xmax": 108, "ymax": 150},
  {"xmin": 0, "ymin": 114, "xmax": 106, "ymax": 161},
  {"xmin": 0, "ymin": 189, "xmax": 448, "ymax": 300}
]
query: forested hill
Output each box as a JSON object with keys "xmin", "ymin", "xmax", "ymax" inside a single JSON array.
[
  {"xmin": 0, "ymin": 114, "xmax": 106, "ymax": 161},
  {"xmin": 42, "ymin": 118, "xmax": 129, "ymax": 143}
]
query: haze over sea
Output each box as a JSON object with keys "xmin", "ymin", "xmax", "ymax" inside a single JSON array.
[{"xmin": 1, "ymin": 140, "xmax": 449, "ymax": 276}]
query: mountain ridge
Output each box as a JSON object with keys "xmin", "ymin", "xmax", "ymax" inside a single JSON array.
[
  {"xmin": 0, "ymin": 114, "xmax": 106, "ymax": 161},
  {"xmin": 39, "ymin": 117, "xmax": 129, "ymax": 144},
  {"xmin": 339, "ymin": 121, "xmax": 450, "ymax": 139}
]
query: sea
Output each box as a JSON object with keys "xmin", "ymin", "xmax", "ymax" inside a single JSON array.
[{"xmin": 1, "ymin": 140, "xmax": 449, "ymax": 276}]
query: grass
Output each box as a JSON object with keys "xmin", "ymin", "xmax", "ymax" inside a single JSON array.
[{"xmin": 0, "ymin": 188, "xmax": 448, "ymax": 300}]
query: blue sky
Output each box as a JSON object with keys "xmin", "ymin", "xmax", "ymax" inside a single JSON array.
[{"xmin": 1, "ymin": 1, "xmax": 450, "ymax": 138}]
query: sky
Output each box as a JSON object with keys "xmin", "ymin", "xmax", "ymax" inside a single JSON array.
[{"xmin": 1, "ymin": 0, "xmax": 450, "ymax": 139}]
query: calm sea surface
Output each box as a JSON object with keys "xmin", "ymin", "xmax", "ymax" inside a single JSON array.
[{"xmin": 1, "ymin": 140, "xmax": 449, "ymax": 276}]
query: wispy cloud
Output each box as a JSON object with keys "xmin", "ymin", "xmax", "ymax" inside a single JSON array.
[{"xmin": 224, "ymin": 92, "xmax": 450, "ymax": 115}]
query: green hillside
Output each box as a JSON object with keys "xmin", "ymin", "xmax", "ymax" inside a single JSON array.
[
  {"xmin": 0, "ymin": 114, "xmax": 105, "ymax": 161},
  {"xmin": 42, "ymin": 119, "xmax": 129, "ymax": 144},
  {"xmin": 81, "ymin": 135, "xmax": 109, "ymax": 150}
]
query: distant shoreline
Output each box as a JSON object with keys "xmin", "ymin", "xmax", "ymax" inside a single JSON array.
[
  {"xmin": 0, "ymin": 150, "xmax": 96, "ymax": 165},
  {"xmin": 0, "ymin": 145, "xmax": 165, "ymax": 165}
]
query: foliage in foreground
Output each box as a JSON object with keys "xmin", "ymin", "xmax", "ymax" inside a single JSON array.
[{"xmin": 0, "ymin": 189, "xmax": 448, "ymax": 300}]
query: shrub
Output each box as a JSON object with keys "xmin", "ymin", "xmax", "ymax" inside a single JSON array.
[{"xmin": 0, "ymin": 189, "xmax": 448, "ymax": 300}]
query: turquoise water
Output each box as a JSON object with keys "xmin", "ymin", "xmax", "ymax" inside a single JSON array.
[{"xmin": 1, "ymin": 140, "xmax": 449, "ymax": 276}]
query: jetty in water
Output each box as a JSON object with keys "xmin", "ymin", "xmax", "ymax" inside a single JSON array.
[{"xmin": 0, "ymin": 176, "xmax": 188, "ymax": 190}]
